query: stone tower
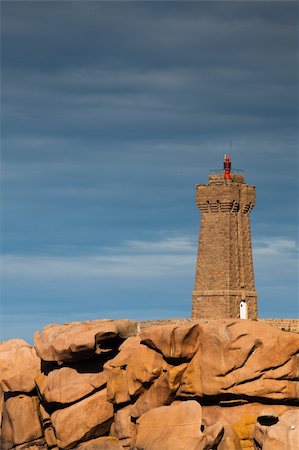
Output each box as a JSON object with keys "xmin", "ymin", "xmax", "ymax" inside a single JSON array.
[{"xmin": 192, "ymin": 156, "xmax": 258, "ymax": 319}]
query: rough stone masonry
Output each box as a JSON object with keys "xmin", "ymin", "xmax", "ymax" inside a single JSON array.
[{"xmin": 192, "ymin": 166, "xmax": 258, "ymax": 320}]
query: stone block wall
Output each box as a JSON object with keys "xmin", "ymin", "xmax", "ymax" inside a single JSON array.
[
  {"xmin": 258, "ymin": 318, "xmax": 299, "ymax": 333},
  {"xmin": 139, "ymin": 317, "xmax": 299, "ymax": 333}
]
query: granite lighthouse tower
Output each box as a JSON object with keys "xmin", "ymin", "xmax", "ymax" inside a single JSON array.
[{"xmin": 192, "ymin": 156, "xmax": 258, "ymax": 319}]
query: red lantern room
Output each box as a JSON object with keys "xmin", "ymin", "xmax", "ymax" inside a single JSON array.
[{"xmin": 224, "ymin": 154, "xmax": 231, "ymax": 180}]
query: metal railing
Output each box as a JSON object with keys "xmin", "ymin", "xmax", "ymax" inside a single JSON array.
[{"xmin": 209, "ymin": 169, "xmax": 245, "ymax": 175}]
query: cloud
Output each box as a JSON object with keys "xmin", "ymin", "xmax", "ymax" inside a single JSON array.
[
  {"xmin": 2, "ymin": 2, "xmax": 297, "ymax": 144},
  {"xmin": 253, "ymin": 238, "xmax": 297, "ymax": 257},
  {"xmin": 1, "ymin": 236, "xmax": 196, "ymax": 281},
  {"xmin": 125, "ymin": 237, "xmax": 195, "ymax": 253},
  {"xmin": 252, "ymin": 237, "xmax": 298, "ymax": 317}
]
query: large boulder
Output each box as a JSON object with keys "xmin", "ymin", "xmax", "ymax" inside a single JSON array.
[
  {"xmin": 125, "ymin": 344, "xmax": 166, "ymax": 397},
  {"xmin": 202, "ymin": 403, "xmax": 295, "ymax": 450},
  {"xmin": 7, "ymin": 439, "xmax": 47, "ymax": 450},
  {"xmin": 35, "ymin": 366, "xmax": 108, "ymax": 406},
  {"xmin": 253, "ymin": 409, "xmax": 299, "ymax": 450},
  {"xmin": 140, "ymin": 324, "xmax": 200, "ymax": 360},
  {"xmin": 1, "ymin": 394, "xmax": 44, "ymax": 450},
  {"xmin": 107, "ymin": 367, "xmax": 130, "ymax": 405},
  {"xmin": 106, "ymin": 342, "xmax": 167, "ymax": 404},
  {"xmin": 178, "ymin": 320, "xmax": 299, "ymax": 401},
  {"xmin": 130, "ymin": 364, "xmax": 187, "ymax": 419},
  {"xmin": 104, "ymin": 336, "xmax": 141, "ymax": 373},
  {"xmin": 39, "ymin": 403, "xmax": 57, "ymax": 449},
  {"xmin": 0, "ymin": 339, "xmax": 40, "ymax": 393},
  {"xmin": 75, "ymin": 436, "xmax": 124, "ymax": 449},
  {"xmin": 34, "ymin": 319, "xmax": 138, "ymax": 363},
  {"xmin": 135, "ymin": 400, "xmax": 224, "ymax": 450},
  {"xmin": 130, "ymin": 372, "xmax": 172, "ymax": 419},
  {"xmin": 0, "ymin": 339, "xmax": 31, "ymax": 352},
  {"xmin": 110, "ymin": 405, "xmax": 137, "ymax": 448},
  {"xmin": 51, "ymin": 388, "xmax": 113, "ymax": 449}
]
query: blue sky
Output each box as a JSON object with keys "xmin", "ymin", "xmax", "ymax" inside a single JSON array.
[{"xmin": 1, "ymin": 1, "xmax": 298, "ymax": 343}]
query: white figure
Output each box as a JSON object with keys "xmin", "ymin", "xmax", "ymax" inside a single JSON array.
[{"xmin": 240, "ymin": 300, "xmax": 248, "ymax": 319}]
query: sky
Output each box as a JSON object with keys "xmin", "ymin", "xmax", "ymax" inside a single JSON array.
[{"xmin": 1, "ymin": 1, "xmax": 298, "ymax": 343}]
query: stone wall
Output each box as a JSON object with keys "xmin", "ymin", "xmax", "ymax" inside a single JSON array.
[
  {"xmin": 139, "ymin": 317, "xmax": 299, "ymax": 333},
  {"xmin": 258, "ymin": 318, "xmax": 299, "ymax": 333}
]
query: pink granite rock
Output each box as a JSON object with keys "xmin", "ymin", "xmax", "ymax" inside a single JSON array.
[
  {"xmin": 135, "ymin": 400, "xmax": 224, "ymax": 450},
  {"xmin": 75, "ymin": 436, "xmax": 124, "ymax": 449},
  {"xmin": 140, "ymin": 323, "xmax": 200, "ymax": 360},
  {"xmin": 107, "ymin": 367, "xmax": 130, "ymax": 404},
  {"xmin": 253, "ymin": 409, "xmax": 299, "ymax": 450},
  {"xmin": 35, "ymin": 366, "xmax": 108, "ymax": 406},
  {"xmin": 34, "ymin": 319, "xmax": 138, "ymax": 363},
  {"xmin": 130, "ymin": 372, "xmax": 171, "ymax": 419},
  {"xmin": 125, "ymin": 344, "xmax": 166, "ymax": 397},
  {"xmin": 202, "ymin": 403, "xmax": 296, "ymax": 449},
  {"xmin": 106, "ymin": 342, "xmax": 167, "ymax": 403},
  {"xmin": 103, "ymin": 336, "xmax": 141, "ymax": 372},
  {"xmin": 1, "ymin": 395, "xmax": 44, "ymax": 450},
  {"xmin": 179, "ymin": 320, "xmax": 299, "ymax": 401},
  {"xmin": 130, "ymin": 364, "xmax": 187, "ymax": 419},
  {"xmin": 9, "ymin": 439, "xmax": 48, "ymax": 450},
  {"xmin": 0, "ymin": 339, "xmax": 40, "ymax": 393},
  {"xmin": 0, "ymin": 339, "xmax": 31, "ymax": 352},
  {"xmin": 51, "ymin": 388, "xmax": 113, "ymax": 449},
  {"xmin": 39, "ymin": 403, "xmax": 57, "ymax": 449},
  {"xmin": 0, "ymin": 386, "xmax": 4, "ymax": 436},
  {"xmin": 110, "ymin": 405, "xmax": 137, "ymax": 448}
]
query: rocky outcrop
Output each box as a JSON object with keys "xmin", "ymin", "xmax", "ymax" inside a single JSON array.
[
  {"xmin": 176, "ymin": 320, "xmax": 299, "ymax": 401},
  {"xmin": 0, "ymin": 318, "xmax": 298, "ymax": 449},
  {"xmin": 253, "ymin": 409, "xmax": 299, "ymax": 449},
  {"xmin": 51, "ymin": 389, "xmax": 113, "ymax": 449},
  {"xmin": 0, "ymin": 339, "xmax": 42, "ymax": 450},
  {"xmin": 135, "ymin": 401, "xmax": 224, "ymax": 450},
  {"xmin": 34, "ymin": 319, "xmax": 138, "ymax": 363},
  {"xmin": 35, "ymin": 367, "xmax": 108, "ymax": 406}
]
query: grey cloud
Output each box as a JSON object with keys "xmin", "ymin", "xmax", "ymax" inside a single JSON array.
[
  {"xmin": 3, "ymin": 2, "xmax": 297, "ymax": 148},
  {"xmin": 2, "ymin": 2, "xmax": 297, "ymax": 74}
]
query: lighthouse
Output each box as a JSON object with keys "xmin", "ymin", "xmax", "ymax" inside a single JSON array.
[{"xmin": 192, "ymin": 155, "xmax": 258, "ymax": 319}]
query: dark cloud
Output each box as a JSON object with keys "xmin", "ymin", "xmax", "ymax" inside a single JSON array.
[{"xmin": 2, "ymin": 2, "xmax": 298, "ymax": 72}]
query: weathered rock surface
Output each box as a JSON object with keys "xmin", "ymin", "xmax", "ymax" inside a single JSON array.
[
  {"xmin": 178, "ymin": 319, "xmax": 299, "ymax": 401},
  {"xmin": 0, "ymin": 339, "xmax": 40, "ymax": 393},
  {"xmin": 34, "ymin": 319, "xmax": 138, "ymax": 363},
  {"xmin": 107, "ymin": 367, "xmax": 130, "ymax": 405},
  {"xmin": 110, "ymin": 405, "xmax": 137, "ymax": 448},
  {"xmin": 75, "ymin": 436, "xmax": 124, "ymax": 449},
  {"xmin": 51, "ymin": 388, "xmax": 113, "ymax": 449},
  {"xmin": 1, "ymin": 318, "xmax": 298, "ymax": 450},
  {"xmin": 103, "ymin": 336, "xmax": 141, "ymax": 373},
  {"xmin": 253, "ymin": 409, "xmax": 299, "ymax": 450},
  {"xmin": 39, "ymin": 403, "xmax": 57, "ymax": 448},
  {"xmin": 10, "ymin": 438, "xmax": 48, "ymax": 450},
  {"xmin": 130, "ymin": 365, "xmax": 187, "ymax": 419},
  {"xmin": 135, "ymin": 401, "xmax": 224, "ymax": 450},
  {"xmin": 35, "ymin": 366, "xmax": 108, "ymax": 406},
  {"xmin": 125, "ymin": 344, "xmax": 166, "ymax": 396},
  {"xmin": 1, "ymin": 395, "xmax": 44, "ymax": 450},
  {"xmin": 202, "ymin": 403, "xmax": 296, "ymax": 450},
  {"xmin": 140, "ymin": 323, "xmax": 200, "ymax": 360},
  {"xmin": 0, "ymin": 339, "xmax": 31, "ymax": 352}
]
